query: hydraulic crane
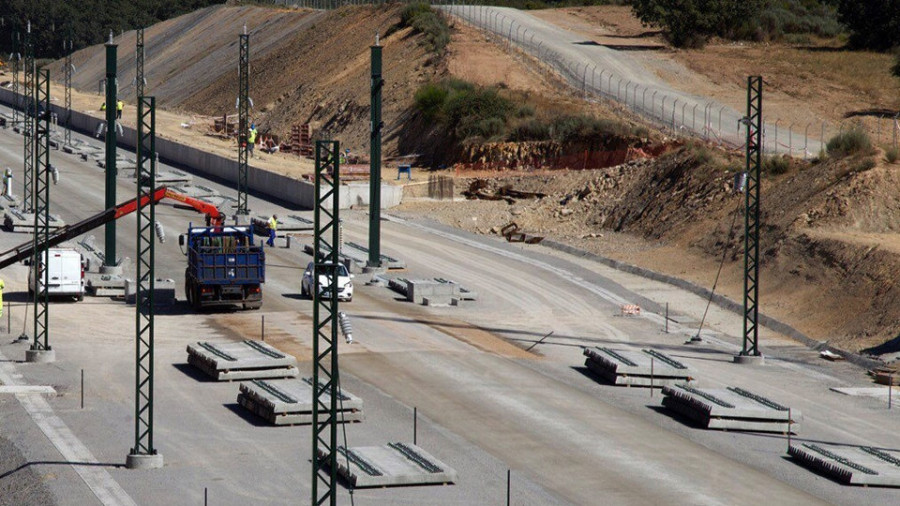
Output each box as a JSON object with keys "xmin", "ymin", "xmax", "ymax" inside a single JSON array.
[{"xmin": 0, "ymin": 187, "xmax": 223, "ymax": 271}]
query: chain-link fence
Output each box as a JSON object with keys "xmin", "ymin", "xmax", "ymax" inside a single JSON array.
[{"xmin": 270, "ymin": 1, "xmax": 898, "ymax": 157}]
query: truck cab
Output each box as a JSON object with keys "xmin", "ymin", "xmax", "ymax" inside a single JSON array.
[
  {"xmin": 28, "ymin": 248, "xmax": 85, "ymax": 301},
  {"xmin": 180, "ymin": 225, "xmax": 265, "ymax": 310}
]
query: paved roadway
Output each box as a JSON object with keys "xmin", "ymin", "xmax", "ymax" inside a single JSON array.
[{"xmin": 0, "ymin": 110, "xmax": 897, "ymax": 505}]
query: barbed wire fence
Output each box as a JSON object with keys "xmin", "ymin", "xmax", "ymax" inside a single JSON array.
[{"xmin": 272, "ymin": 0, "xmax": 899, "ymax": 158}]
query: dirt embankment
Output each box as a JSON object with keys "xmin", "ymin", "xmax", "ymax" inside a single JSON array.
[
  {"xmin": 401, "ymin": 147, "xmax": 900, "ymax": 355},
  {"xmin": 48, "ymin": 4, "xmax": 442, "ymax": 158}
]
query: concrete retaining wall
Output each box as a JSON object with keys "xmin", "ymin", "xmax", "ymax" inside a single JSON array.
[{"xmin": 0, "ymin": 86, "xmax": 402, "ymax": 210}]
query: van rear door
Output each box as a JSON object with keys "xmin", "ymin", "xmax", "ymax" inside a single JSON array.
[{"xmin": 56, "ymin": 251, "xmax": 82, "ymax": 295}]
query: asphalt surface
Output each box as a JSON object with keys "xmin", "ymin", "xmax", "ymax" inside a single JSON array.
[
  {"xmin": 0, "ymin": 108, "xmax": 898, "ymax": 505},
  {"xmin": 442, "ymin": 5, "xmax": 822, "ymax": 155}
]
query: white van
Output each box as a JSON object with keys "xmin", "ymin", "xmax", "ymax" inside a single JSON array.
[{"xmin": 28, "ymin": 248, "xmax": 85, "ymax": 301}]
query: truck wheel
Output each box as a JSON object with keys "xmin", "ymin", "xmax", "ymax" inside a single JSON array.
[
  {"xmin": 191, "ymin": 287, "xmax": 202, "ymax": 311},
  {"xmin": 301, "ymin": 284, "xmax": 308, "ymax": 298},
  {"xmin": 76, "ymin": 293, "xmax": 84, "ymax": 302}
]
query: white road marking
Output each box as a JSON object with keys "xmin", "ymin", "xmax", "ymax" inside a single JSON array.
[{"xmin": 0, "ymin": 348, "xmax": 137, "ymax": 506}]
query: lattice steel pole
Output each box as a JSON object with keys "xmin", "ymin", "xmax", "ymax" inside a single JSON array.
[
  {"xmin": 64, "ymin": 35, "xmax": 73, "ymax": 147},
  {"xmin": 127, "ymin": 95, "xmax": 164, "ymax": 469},
  {"xmin": 23, "ymin": 22, "xmax": 34, "ymax": 212},
  {"xmin": 11, "ymin": 28, "xmax": 20, "ymax": 126},
  {"xmin": 312, "ymin": 140, "xmax": 340, "ymax": 506},
  {"xmin": 26, "ymin": 69, "xmax": 54, "ymax": 363},
  {"xmin": 737, "ymin": 76, "xmax": 764, "ymax": 365},
  {"xmin": 237, "ymin": 28, "xmax": 250, "ymax": 216},
  {"xmin": 136, "ymin": 28, "xmax": 145, "ymax": 100}
]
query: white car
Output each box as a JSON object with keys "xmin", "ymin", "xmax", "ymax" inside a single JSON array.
[{"xmin": 301, "ymin": 261, "xmax": 353, "ymax": 302}]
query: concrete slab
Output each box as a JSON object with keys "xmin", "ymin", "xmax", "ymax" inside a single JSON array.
[
  {"xmin": 583, "ymin": 347, "xmax": 696, "ymax": 387},
  {"xmin": 84, "ymin": 272, "xmax": 126, "ymax": 297},
  {"xmin": 124, "ymin": 278, "xmax": 176, "ymax": 306},
  {"xmin": 661, "ymin": 384, "xmax": 800, "ymax": 433},
  {"xmin": 169, "ymin": 184, "xmax": 220, "ymax": 199},
  {"xmin": 237, "ymin": 377, "xmax": 364, "ymax": 425},
  {"xmin": 3, "ymin": 209, "xmax": 65, "ymax": 232},
  {"xmin": 0, "ymin": 193, "xmax": 20, "ymax": 210},
  {"xmin": 0, "ymin": 385, "xmax": 57, "ymax": 394},
  {"xmin": 186, "ymin": 340, "xmax": 299, "ymax": 381},
  {"xmin": 789, "ymin": 442, "xmax": 900, "ymax": 486},
  {"xmin": 320, "ymin": 443, "xmax": 457, "ymax": 488},
  {"xmin": 344, "ymin": 241, "xmax": 406, "ymax": 269}
]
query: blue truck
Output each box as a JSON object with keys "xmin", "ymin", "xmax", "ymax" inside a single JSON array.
[{"xmin": 179, "ymin": 224, "xmax": 265, "ymax": 310}]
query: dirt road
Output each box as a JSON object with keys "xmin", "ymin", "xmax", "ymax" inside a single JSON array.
[{"xmin": 445, "ymin": 5, "xmax": 821, "ymax": 155}]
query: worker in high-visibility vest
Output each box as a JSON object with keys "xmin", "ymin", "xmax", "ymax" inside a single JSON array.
[
  {"xmin": 116, "ymin": 100, "xmax": 124, "ymax": 119},
  {"xmin": 100, "ymin": 102, "xmax": 106, "ymax": 111},
  {"xmin": 266, "ymin": 214, "xmax": 277, "ymax": 247},
  {"xmin": 248, "ymin": 123, "xmax": 258, "ymax": 158}
]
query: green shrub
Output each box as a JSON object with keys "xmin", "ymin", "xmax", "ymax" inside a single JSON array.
[
  {"xmin": 886, "ymin": 146, "xmax": 900, "ymax": 163},
  {"xmin": 399, "ymin": 3, "xmax": 450, "ymax": 54},
  {"xmin": 509, "ymin": 119, "xmax": 552, "ymax": 141},
  {"xmin": 827, "ymin": 127, "xmax": 873, "ymax": 157},
  {"xmin": 763, "ymin": 155, "xmax": 791, "ymax": 175},
  {"xmin": 444, "ymin": 88, "xmax": 513, "ymax": 139},
  {"xmin": 852, "ymin": 158, "xmax": 877, "ymax": 173},
  {"xmin": 515, "ymin": 104, "xmax": 536, "ymax": 118},
  {"xmin": 414, "ymin": 83, "xmax": 448, "ymax": 120},
  {"xmin": 684, "ymin": 141, "xmax": 713, "ymax": 165},
  {"xmin": 550, "ymin": 115, "xmax": 629, "ymax": 142}
]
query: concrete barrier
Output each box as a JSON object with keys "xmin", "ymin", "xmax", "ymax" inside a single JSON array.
[{"xmin": 0, "ymin": 86, "xmax": 402, "ymax": 210}]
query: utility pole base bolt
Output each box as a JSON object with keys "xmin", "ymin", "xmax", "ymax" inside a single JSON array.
[
  {"xmin": 733, "ymin": 353, "xmax": 765, "ymax": 366},
  {"xmin": 25, "ymin": 348, "xmax": 55, "ymax": 363},
  {"xmin": 126, "ymin": 452, "xmax": 164, "ymax": 470}
]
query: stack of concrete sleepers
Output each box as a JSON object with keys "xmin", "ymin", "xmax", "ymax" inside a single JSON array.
[
  {"xmin": 237, "ymin": 377, "xmax": 364, "ymax": 425},
  {"xmin": 661, "ymin": 384, "xmax": 800, "ymax": 433},
  {"xmin": 788, "ymin": 443, "xmax": 900, "ymax": 486},
  {"xmin": 320, "ymin": 443, "xmax": 457, "ymax": 488},
  {"xmin": 186, "ymin": 340, "xmax": 299, "ymax": 381},
  {"xmin": 583, "ymin": 347, "xmax": 695, "ymax": 387}
]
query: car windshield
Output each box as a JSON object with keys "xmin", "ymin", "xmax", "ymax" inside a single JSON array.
[{"xmin": 307, "ymin": 262, "xmax": 349, "ymax": 277}]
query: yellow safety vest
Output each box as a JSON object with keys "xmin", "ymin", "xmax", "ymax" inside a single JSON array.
[
  {"xmin": 117, "ymin": 101, "xmax": 124, "ymax": 111},
  {"xmin": 100, "ymin": 103, "xmax": 106, "ymax": 111},
  {"xmin": 268, "ymin": 216, "xmax": 277, "ymax": 231},
  {"xmin": 248, "ymin": 128, "xmax": 258, "ymax": 144}
]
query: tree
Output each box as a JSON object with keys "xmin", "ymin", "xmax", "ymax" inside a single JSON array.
[
  {"xmin": 631, "ymin": 0, "xmax": 765, "ymax": 48},
  {"xmin": 838, "ymin": 0, "xmax": 900, "ymax": 51}
]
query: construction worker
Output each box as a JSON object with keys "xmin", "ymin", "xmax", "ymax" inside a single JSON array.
[
  {"xmin": 266, "ymin": 214, "xmax": 277, "ymax": 247},
  {"xmin": 248, "ymin": 123, "xmax": 258, "ymax": 158},
  {"xmin": 2, "ymin": 168, "xmax": 12, "ymax": 197},
  {"xmin": 100, "ymin": 102, "xmax": 106, "ymax": 111},
  {"xmin": 116, "ymin": 100, "xmax": 124, "ymax": 119}
]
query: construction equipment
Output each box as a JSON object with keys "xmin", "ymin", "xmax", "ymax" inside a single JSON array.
[
  {"xmin": 179, "ymin": 224, "xmax": 264, "ymax": 310},
  {"xmin": 0, "ymin": 187, "xmax": 223, "ymax": 272}
]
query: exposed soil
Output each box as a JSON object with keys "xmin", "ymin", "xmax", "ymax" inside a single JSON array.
[
  {"xmin": 533, "ymin": 6, "xmax": 900, "ymax": 142},
  {"xmin": 20, "ymin": 4, "xmax": 900, "ymax": 358},
  {"xmin": 397, "ymin": 145, "xmax": 900, "ymax": 356}
]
